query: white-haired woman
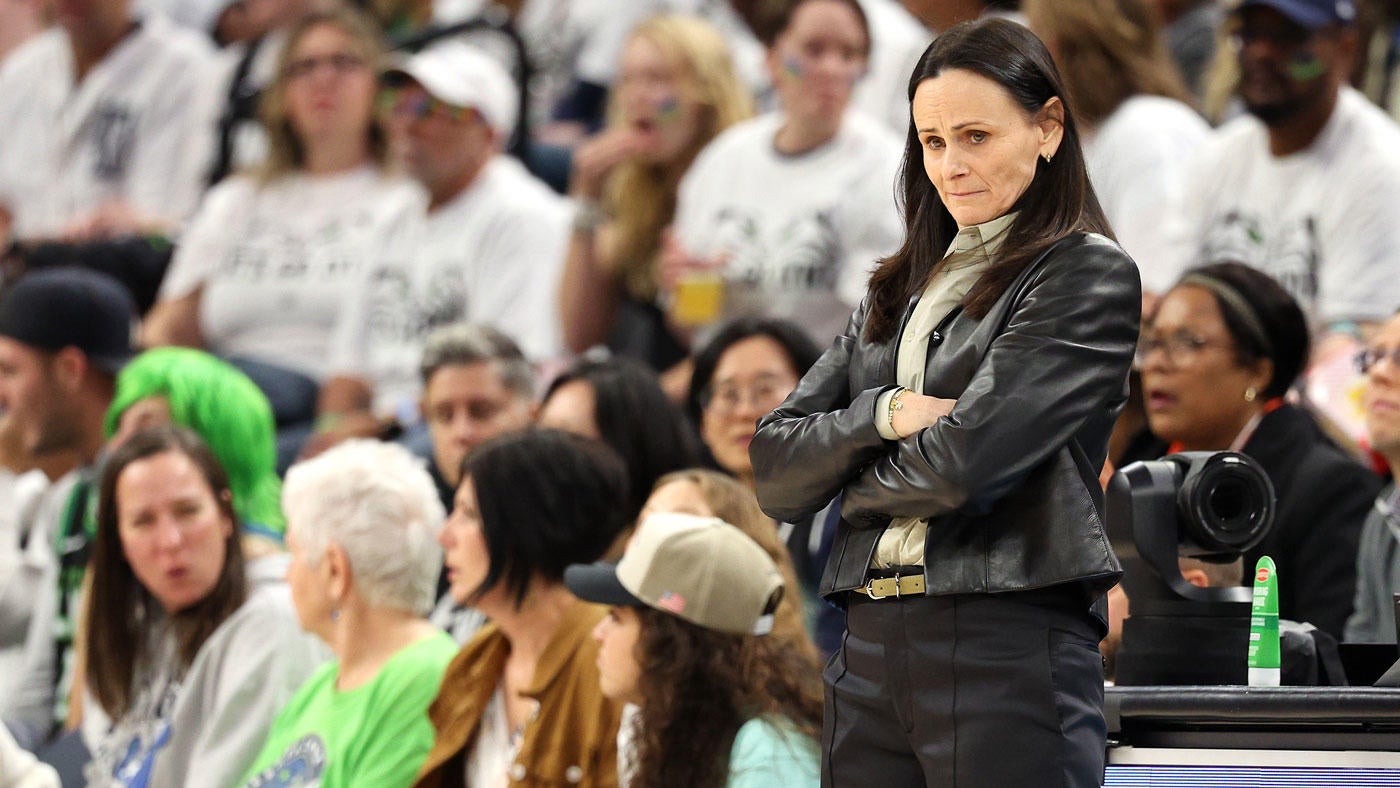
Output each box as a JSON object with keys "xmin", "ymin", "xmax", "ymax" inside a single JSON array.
[{"xmin": 238, "ymin": 441, "xmax": 456, "ymax": 788}]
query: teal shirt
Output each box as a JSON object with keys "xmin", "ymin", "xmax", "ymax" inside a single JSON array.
[
  {"xmin": 239, "ymin": 632, "xmax": 457, "ymax": 788},
  {"xmin": 726, "ymin": 717, "xmax": 820, "ymax": 788}
]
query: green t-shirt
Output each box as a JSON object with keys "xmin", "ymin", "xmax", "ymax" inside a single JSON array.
[{"xmin": 239, "ymin": 632, "xmax": 457, "ymax": 788}]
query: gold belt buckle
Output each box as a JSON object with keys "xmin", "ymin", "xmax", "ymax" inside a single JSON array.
[{"xmin": 862, "ymin": 576, "xmax": 898, "ymax": 599}]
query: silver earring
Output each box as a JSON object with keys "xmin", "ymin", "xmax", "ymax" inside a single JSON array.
[
  {"xmin": 1042, "ymin": 151, "xmax": 1052, "ymax": 163},
  {"xmin": 1244, "ymin": 387, "xmax": 1258, "ymax": 403}
]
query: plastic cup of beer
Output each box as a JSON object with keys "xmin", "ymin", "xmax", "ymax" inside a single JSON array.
[{"xmin": 671, "ymin": 271, "xmax": 724, "ymax": 327}]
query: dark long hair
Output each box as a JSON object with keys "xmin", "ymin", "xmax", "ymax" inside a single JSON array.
[
  {"xmin": 865, "ymin": 18, "xmax": 1112, "ymax": 343},
  {"xmin": 629, "ymin": 607, "xmax": 824, "ymax": 788},
  {"xmin": 543, "ymin": 358, "xmax": 702, "ymax": 520},
  {"xmin": 86, "ymin": 426, "xmax": 247, "ymax": 720}
]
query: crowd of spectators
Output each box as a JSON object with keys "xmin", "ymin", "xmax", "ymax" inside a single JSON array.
[{"xmin": 3, "ymin": 0, "xmax": 1400, "ymax": 784}]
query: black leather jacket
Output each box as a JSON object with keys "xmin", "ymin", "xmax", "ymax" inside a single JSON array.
[{"xmin": 752, "ymin": 233, "xmax": 1140, "ymax": 599}]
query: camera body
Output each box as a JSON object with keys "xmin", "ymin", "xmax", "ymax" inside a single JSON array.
[{"xmin": 1106, "ymin": 451, "xmax": 1276, "ymax": 685}]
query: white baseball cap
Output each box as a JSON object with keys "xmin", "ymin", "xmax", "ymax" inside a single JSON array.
[{"xmin": 385, "ymin": 40, "xmax": 518, "ymax": 137}]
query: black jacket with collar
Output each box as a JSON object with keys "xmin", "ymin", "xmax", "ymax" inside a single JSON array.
[{"xmin": 752, "ymin": 232, "xmax": 1141, "ymax": 600}]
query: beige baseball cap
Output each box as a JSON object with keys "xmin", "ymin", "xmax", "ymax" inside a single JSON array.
[{"xmin": 565, "ymin": 512, "xmax": 784, "ymax": 636}]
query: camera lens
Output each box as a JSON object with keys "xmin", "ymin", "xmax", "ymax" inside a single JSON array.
[{"xmin": 1177, "ymin": 452, "xmax": 1274, "ymax": 554}]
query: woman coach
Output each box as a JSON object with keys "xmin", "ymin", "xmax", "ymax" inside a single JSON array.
[{"xmin": 751, "ymin": 19, "xmax": 1141, "ymax": 787}]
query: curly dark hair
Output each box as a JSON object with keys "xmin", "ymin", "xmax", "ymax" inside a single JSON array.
[{"xmin": 629, "ymin": 606, "xmax": 823, "ymax": 788}]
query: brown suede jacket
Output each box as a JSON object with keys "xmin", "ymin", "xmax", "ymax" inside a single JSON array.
[{"xmin": 414, "ymin": 600, "xmax": 624, "ymax": 788}]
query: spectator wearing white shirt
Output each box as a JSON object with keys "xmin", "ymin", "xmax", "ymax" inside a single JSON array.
[
  {"xmin": 1173, "ymin": 0, "xmax": 1400, "ymax": 360},
  {"xmin": 669, "ymin": 0, "xmax": 905, "ymax": 347},
  {"xmin": 0, "ymin": 0, "xmax": 219, "ymax": 243},
  {"xmin": 142, "ymin": 8, "xmax": 423, "ymax": 456},
  {"xmin": 558, "ymin": 14, "xmax": 753, "ymax": 382},
  {"xmin": 1025, "ymin": 0, "xmax": 1209, "ymax": 300},
  {"xmin": 316, "ymin": 42, "xmax": 567, "ymax": 445}
]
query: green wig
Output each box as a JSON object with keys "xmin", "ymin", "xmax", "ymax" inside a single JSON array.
[{"xmin": 105, "ymin": 347, "xmax": 285, "ymax": 536}]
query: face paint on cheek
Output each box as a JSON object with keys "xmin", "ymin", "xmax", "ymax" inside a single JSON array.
[
  {"xmin": 656, "ymin": 94, "xmax": 681, "ymax": 125},
  {"xmin": 781, "ymin": 55, "xmax": 805, "ymax": 81},
  {"xmin": 1288, "ymin": 52, "xmax": 1326, "ymax": 81}
]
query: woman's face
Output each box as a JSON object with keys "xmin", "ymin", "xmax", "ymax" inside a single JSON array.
[
  {"xmin": 110, "ymin": 396, "xmax": 173, "ymax": 450},
  {"xmin": 767, "ymin": 0, "xmax": 868, "ymax": 126},
  {"xmin": 537, "ymin": 379, "xmax": 602, "ymax": 439},
  {"xmin": 592, "ymin": 605, "xmax": 644, "ymax": 705},
  {"xmin": 912, "ymin": 68, "xmax": 1061, "ymax": 228},
  {"xmin": 615, "ymin": 34, "xmax": 704, "ymax": 165},
  {"xmin": 282, "ymin": 23, "xmax": 377, "ymax": 149},
  {"xmin": 438, "ymin": 476, "xmax": 492, "ymax": 606},
  {"xmin": 641, "ymin": 479, "xmax": 714, "ymax": 520},
  {"xmin": 117, "ymin": 450, "xmax": 234, "ymax": 614},
  {"xmin": 1138, "ymin": 285, "xmax": 1272, "ymax": 450},
  {"xmin": 701, "ymin": 336, "xmax": 801, "ymax": 480}
]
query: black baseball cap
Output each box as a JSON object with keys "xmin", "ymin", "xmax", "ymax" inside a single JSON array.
[{"xmin": 0, "ymin": 268, "xmax": 137, "ymax": 374}]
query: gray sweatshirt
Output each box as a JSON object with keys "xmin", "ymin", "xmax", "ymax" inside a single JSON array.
[{"xmin": 85, "ymin": 554, "xmax": 329, "ymax": 787}]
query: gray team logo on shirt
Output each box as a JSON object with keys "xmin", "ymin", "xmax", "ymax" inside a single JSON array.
[
  {"xmin": 241, "ymin": 734, "xmax": 328, "ymax": 788},
  {"xmin": 712, "ymin": 208, "xmax": 841, "ymax": 291},
  {"xmin": 1200, "ymin": 210, "xmax": 1319, "ymax": 313},
  {"xmin": 91, "ymin": 105, "xmax": 137, "ymax": 180}
]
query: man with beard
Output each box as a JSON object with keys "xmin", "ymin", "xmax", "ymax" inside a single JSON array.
[
  {"xmin": 0, "ymin": 269, "xmax": 135, "ymax": 749},
  {"xmin": 1173, "ymin": 0, "xmax": 1400, "ymax": 356}
]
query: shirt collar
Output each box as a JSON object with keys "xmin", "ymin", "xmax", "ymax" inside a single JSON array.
[{"xmin": 947, "ymin": 211, "xmax": 1019, "ymax": 259}]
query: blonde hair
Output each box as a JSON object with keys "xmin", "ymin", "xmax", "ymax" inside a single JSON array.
[
  {"xmin": 1024, "ymin": 0, "xmax": 1194, "ymax": 128},
  {"xmin": 604, "ymin": 15, "xmax": 753, "ymax": 301},
  {"xmin": 652, "ymin": 469, "xmax": 819, "ymax": 663},
  {"xmin": 258, "ymin": 7, "xmax": 390, "ymax": 181}
]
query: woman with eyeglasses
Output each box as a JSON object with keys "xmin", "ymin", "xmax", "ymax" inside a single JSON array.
[
  {"xmin": 680, "ymin": 318, "xmax": 837, "ymax": 647},
  {"xmin": 143, "ymin": 7, "xmax": 423, "ymax": 441},
  {"xmin": 1137, "ymin": 261, "xmax": 1381, "ymax": 639}
]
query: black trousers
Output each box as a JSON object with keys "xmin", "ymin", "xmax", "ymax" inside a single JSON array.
[{"xmin": 823, "ymin": 588, "xmax": 1106, "ymax": 788}]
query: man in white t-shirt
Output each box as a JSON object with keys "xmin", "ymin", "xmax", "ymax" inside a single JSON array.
[
  {"xmin": 0, "ymin": 0, "xmax": 219, "ymax": 242},
  {"xmin": 322, "ymin": 42, "xmax": 567, "ymax": 434},
  {"xmin": 1175, "ymin": 0, "xmax": 1400, "ymax": 346}
]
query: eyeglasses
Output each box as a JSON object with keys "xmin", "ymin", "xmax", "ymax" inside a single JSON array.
[
  {"xmin": 1356, "ymin": 346, "xmax": 1400, "ymax": 374},
  {"xmin": 1135, "ymin": 331, "xmax": 1235, "ymax": 367},
  {"xmin": 701, "ymin": 374, "xmax": 795, "ymax": 414},
  {"xmin": 284, "ymin": 52, "xmax": 367, "ymax": 81},
  {"xmin": 376, "ymin": 86, "xmax": 473, "ymax": 122}
]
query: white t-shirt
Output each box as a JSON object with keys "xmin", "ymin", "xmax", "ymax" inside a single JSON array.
[
  {"xmin": 1173, "ymin": 86, "xmax": 1400, "ymax": 324},
  {"xmin": 329, "ymin": 156, "xmax": 567, "ymax": 418},
  {"xmin": 674, "ymin": 111, "xmax": 905, "ymax": 344},
  {"xmin": 1082, "ymin": 94, "xmax": 1209, "ymax": 293},
  {"xmin": 0, "ymin": 16, "xmax": 219, "ymax": 239},
  {"xmin": 158, "ymin": 167, "xmax": 426, "ymax": 380}
]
